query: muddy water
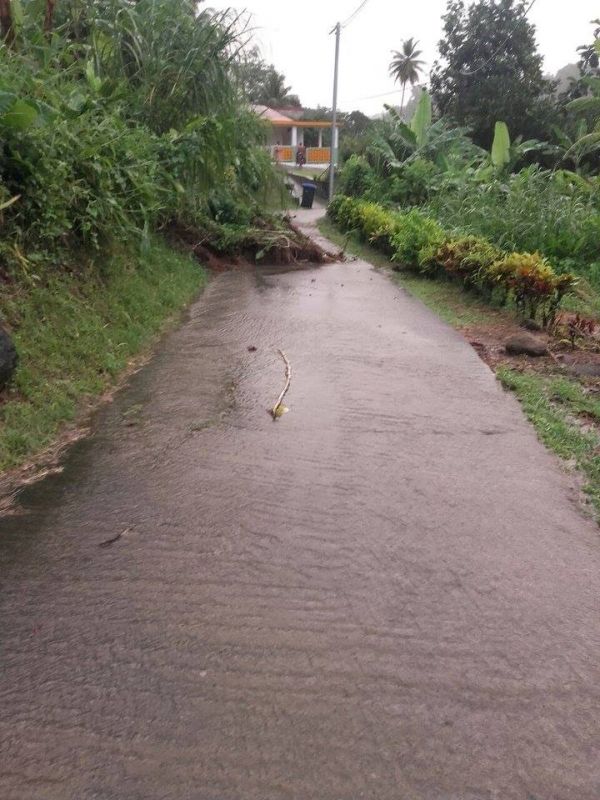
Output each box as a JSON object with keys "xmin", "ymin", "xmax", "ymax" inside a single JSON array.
[{"xmin": 1, "ymin": 216, "xmax": 600, "ymax": 799}]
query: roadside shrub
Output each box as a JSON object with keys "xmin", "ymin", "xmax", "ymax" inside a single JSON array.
[
  {"xmin": 326, "ymin": 195, "xmax": 576, "ymax": 325},
  {"xmin": 328, "ymin": 196, "xmax": 376, "ymax": 236},
  {"xmin": 207, "ymin": 188, "xmax": 253, "ymax": 225},
  {"xmin": 391, "ymin": 210, "xmax": 445, "ymax": 268},
  {"xmin": 339, "ymin": 155, "xmax": 375, "ymax": 198},
  {"xmin": 384, "ymin": 159, "xmax": 441, "ymax": 206},
  {"xmin": 425, "ymin": 167, "xmax": 600, "ymax": 282},
  {"xmin": 1, "ymin": 111, "xmax": 167, "ymax": 253},
  {"xmin": 487, "ymin": 253, "xmax": 577, "ymax": 323},
  {"xmin": 326, "ymin": 194, "xmax": 346, "ymax": 223},
  {"xmin": 422, "ymin": 236, "xmax": 503, "ymax": 289},
  {"xmin": 327, "ymin": 195, "xmax": 359, "ymax": 231},
  {"xmin": 353, "ymin": 202, "xmax": 398, "ymax": 253}
]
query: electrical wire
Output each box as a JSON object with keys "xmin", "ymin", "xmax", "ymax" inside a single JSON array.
[
  {"xmin": 459, "ymin": 0, "xmax": 540, "ymax": 75},
  {"xmin": 353, "ymin": 88, "xmax": 404, "ymax": 101},
  {"xmin": 341, "ymin": 0, "xmax": 370, "ymax": 29}
]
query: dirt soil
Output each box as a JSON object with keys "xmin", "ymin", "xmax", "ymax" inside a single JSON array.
[
  {"xmin": 1, "ymin": 208, "xmax": 600, "ymax": 800},
  {"xmin": 462, "ymin": 311, "xmax": 600, "ymax": 378}
]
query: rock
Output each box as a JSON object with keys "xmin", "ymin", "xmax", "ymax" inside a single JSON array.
[
  {"xmin": 520, "ymin": 318, "xmax": 543, "ymax": 332},
  {"xmin": 566, "ymin": 362, "xmax": 600, "ymax": 378},
  {"xmin": 0, "ymin": 327, "xmax": 18, "ymax": 390},
  {"xmin": 505, "ymin": 333, "xmax": 548, "ymax": 357}
]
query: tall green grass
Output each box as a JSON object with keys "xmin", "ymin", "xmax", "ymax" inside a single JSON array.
[
  {"xmin": 0, "ymin": 240, "xmax": 205, "ymax": 470},
  {"xmin": 0, "ymin": 0, "xmax": 282, "ymax": 472},
  {"xmin": 0, "ymin": 0, "xmax": 278, "ymax": 260}
]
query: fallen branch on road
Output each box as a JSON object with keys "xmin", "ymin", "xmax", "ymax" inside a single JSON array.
[
  {"xmin": 271, "ymin": 349, "xmax": 291, "ymax": 420},
  {"xmin": 99, "ymin": 527, "xmax": 130, "ymax": 548}
]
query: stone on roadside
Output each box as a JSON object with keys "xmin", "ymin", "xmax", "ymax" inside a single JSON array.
[
  {"xmin": 566, "ymin": 362, "xmax": 600, "ymax": 378},
  {"xmin": 505, "ymin": 333, "xmax": 548, "ymax": 357},
  {"xmin": 520, "ymin": 318, "xmax": 543, "ymax": 332},
  {"xmin": 0, "ymin": 327, "xmax": 18, "ymax": 390}
]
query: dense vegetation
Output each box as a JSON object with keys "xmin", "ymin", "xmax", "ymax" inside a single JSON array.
[
  {"xmin": 328, "ymin": 194, "xmax": 575, "ymax": 325},
  {"xmin": 0, "ymin": 0, "xmax": 278, "ymax": 264},
  {"xmin": 331, "ymin": 7, "xmax": 600, "ymax": 301},
  {"xmin": 0, "ymin": 0, "xmax": 285, "ymax": 469}
]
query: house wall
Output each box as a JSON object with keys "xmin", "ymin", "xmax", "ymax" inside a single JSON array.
[{"xmin": 267, "ymin": 127, "xmax": 295, "ymax": 147}]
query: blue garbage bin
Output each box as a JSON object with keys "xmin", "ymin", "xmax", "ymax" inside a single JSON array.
[{"xmin": 301, "ymin": 181, "xmax": 317, "ymax": 209}]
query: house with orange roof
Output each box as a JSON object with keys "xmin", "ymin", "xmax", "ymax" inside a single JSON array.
[{"xmin": 253, "ymin": 105, "xmax": 339, "ymax": 165}]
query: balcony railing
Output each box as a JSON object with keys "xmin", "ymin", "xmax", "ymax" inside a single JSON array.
[{"xmin": 267, "ymin": 146, "xmax": 332, "ymax": 165}]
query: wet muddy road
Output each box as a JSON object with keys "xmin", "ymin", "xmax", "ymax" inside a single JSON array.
[{"xmin": 1, "ymin": 211, "xmax": 600, "ymax": 799}]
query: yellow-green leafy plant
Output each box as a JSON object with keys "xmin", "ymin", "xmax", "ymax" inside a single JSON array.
[
  {"xmin": 425, "ymin": 236, "xmax": 503, "ymax": 290},
  {"xmin": 354, "ymin": 202, "xmax": 398, "ymax": 253},
  {"xmin": 391, "ymin": 210, "xmax": 445, "ymax": 268}
]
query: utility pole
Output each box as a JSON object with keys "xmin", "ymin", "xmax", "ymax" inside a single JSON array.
[{"xmin": 328, "ymin": 22, "xmax": 341, "ymax": 202}]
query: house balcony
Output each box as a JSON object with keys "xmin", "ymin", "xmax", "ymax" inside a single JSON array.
[{"xmin": 267, "ymin": 145, "xmax": 332, "ymax": 165}]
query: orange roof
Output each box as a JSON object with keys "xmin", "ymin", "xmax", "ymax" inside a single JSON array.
[
  {"xmin": 253, "ymin": 105, "xmax": 296, "ymax": 124},
  {"xmin": 253, "ymin": 105, "xmax": 339, "ymax": 128}
]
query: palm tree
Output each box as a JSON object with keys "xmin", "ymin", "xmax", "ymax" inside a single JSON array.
[
  {"xmin": 389, "ymin": 38, "xmax": 425, "ymax": 113},
  {"xmin": 261, "ymin": 72, "xmax": 296, "ymax": 107}
]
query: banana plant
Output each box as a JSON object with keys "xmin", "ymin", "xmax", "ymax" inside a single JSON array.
[
  {"xmin": 477, "ymin": 121, "xmax": 549, "ymax": 178},
  {"xmin": 410, "ymin": 88, "xmax": 432, "ymax": 147},
  {"xmin": 370, "ymin": 89, "xmax": 480, "ymax": 175},
  {"xmin": 564, "ymin": 76, "xmax": 600, "ymax": 165}
]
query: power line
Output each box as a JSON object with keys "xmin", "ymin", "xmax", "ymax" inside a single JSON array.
[
  {"xmin": 341, "ymin": 0, "xmax": 370, "ymax": 29},
  {"xmin": 460, "ymin": 0, "xmax": 541, "ymax": 76},
  {"xmin": 353, "ymin": 89, "xmax": 402, "ymax": 101}
]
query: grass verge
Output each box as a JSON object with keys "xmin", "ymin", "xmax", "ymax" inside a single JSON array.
[
  {"xmin": 318, "ymin": 215, "xmax": 600, "ymax": 520},
  {"xmin": 496, "ymin": 368, "xmax": 600, "ymax": 511},
  {"xmin": 0, "ymin": 239, "xmax": 206, "ymax": 472}
]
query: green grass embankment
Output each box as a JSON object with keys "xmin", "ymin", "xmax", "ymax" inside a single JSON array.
[{"xmin": 0, "ymin": 240, "xmax": 206, "ymax": 471}]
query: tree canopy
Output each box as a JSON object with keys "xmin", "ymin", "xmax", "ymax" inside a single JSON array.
[
  {"xmin": 239, "ymin": 47, "xmax": 301, "ymax": 107},
  {"xmin": 430, "ymin": 0, "xmax": 554, "ymax": 147}
]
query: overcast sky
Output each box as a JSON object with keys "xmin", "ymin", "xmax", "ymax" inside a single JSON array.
[{"xmin": 206, "ymin": 0, "xmax": 598, "ymax": 115}]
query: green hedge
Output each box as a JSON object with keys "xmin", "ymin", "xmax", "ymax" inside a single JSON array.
[{"xmin": 327, "ymin": 195, "xmax": 576, "ymax": 325}]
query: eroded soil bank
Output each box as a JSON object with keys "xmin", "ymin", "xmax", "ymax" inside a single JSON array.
[{"xmin": 1, "ymin": 210, "xmax": 599, "ymax": 799}]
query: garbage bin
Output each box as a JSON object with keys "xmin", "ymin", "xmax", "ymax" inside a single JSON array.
[{"xmin": 301, "ymin": 181, "xmax": 317, "ymax": 209}]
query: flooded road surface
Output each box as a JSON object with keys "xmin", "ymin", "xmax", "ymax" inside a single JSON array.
[{"xmin": 1, "ymin": 210, "xmax": 600, "ymax": 799}]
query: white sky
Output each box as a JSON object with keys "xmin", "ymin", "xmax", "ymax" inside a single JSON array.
[{"xmin": 206, "ymin": 0, "xmax": 598, "ymax": 115}]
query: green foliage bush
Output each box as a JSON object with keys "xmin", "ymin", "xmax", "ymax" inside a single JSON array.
[
  {"xmin": 424, "ymin": 167, "xmax": 600, "ymax": 281},
  {"xmin": 487, "ymin": 252, "xmax": 577, "ymax": 324},
  {"xmin": 1, "ymin": 110, "xmax": 165, "ymax": 253},
  {"xmin": 390, "ymin": 210, "xmax": 445, "ymax": 267},
  {"xmin": 384, "ymin": 159, "xmax": 441, "ymax": 206},
  {"xmin": 351, "ymin": 202, "xmax": 398, "ymax": 253},
  {"xmin": 0, "ymin": 0, "xmax": 279, "ymax": 268},
  {"xmin": 420, "ymin": 236, "xmax": 502, "ymax": 287},
  {"xmin": 338, "ymin": 155, "xmax": 375, "ymax": 198},
  {"xmin": 327, "ymin": 195, "xmax": 576, "ymax": 324}
]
